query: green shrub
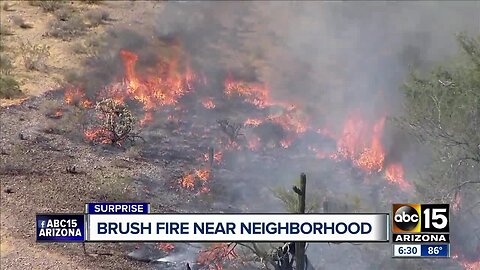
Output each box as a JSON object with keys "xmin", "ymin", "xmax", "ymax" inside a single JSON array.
[
  {"xmin": 0, "ymin": 75, "xmax": 22, "ymax": 99},
  {"xmin": 0, "ymin": 53, "xmax": 13, "ymax": 75}
]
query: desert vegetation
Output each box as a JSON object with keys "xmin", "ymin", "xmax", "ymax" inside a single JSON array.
[{"xmin": 0, "ymin": 2, "xmax": 479, "ymax": 270}]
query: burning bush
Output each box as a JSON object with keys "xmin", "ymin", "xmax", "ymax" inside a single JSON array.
[{"xmin": 84, "ymin": 98, "xmax": 142, "ymax": 146}]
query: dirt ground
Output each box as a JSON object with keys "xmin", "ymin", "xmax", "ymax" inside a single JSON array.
[
  {"xmin": 0, "ymin": 0, "xmax": 163, "ymax": 106},
  {"xmin": 0, "ymin": 1, "xmax": 168, "ymax": 269}
]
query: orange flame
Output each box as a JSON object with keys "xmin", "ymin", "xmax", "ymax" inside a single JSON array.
[
  {"xmin": 337, "ymin": 115, "xmax": 367, "ymax": 160},
  {"xmin": 453, "ymin": 254, "xmax": 480, "ymax": 270},
  {"xmin": 312, "ymin": 114, "xmax": 412, "ymax": 189},
  {"xmin": 452, "ymin": 190, "xmax": 462, "ymax": 212},
  {"xmin": 460, "ymin": 260, "xmax": 480, "ymax": 270},
  {"xmin": 64, "ymin": 85, "xmax": 93, "ymax": 108},
  {"xmin": 335, "ymin": 116, "xmax": 387, "ymax": 173},
  {"xmin": 354, "ymin": 117, "xmax": 386, "ymax": 173},
  {"xmin": 54, "ymin": 109, "xmax": 64, "ymax": 118},
  {"xmin": 158, "ymin": 243, "xmax": 175, "ymax": 253},
  {"xmin": 62, "ymin": 44, "xmax": 417, "ymax": 195},
  {"xmin": 195, "ymin": 168, "xmax": 210, "ymax": 181},
  {"xmin": 267, "ymin": 108, "xmax": 308, "ymax": 135},
  {"xmin": 247, "ymin": 135, "xmax": 261, "ymax": 151},
  {"xmin": 84, "ymin": 128, "xmax": 111, "ymax": 144},
  {"xmin": 179, "ymin": 168, "xmax": 211, "ymax": 193},
  {"xmin": 385, "ymin": 163, "xmax": 411, "ymax": 190},
  {"xmin": 244, "ymin": 118, "xmax": 263, "ymax": 127},
  {"xmin": 118, "ymin": 49, "xmax": 194, "ymax": 111},
  {"xmin": 203, "ymin": 151, "xmax": 223, "ymax": 163},
  {"xmin": 179, "ymin": 173, "xmax": 196, "ymax": 190},
  {"xmin": 224, "ymin": 74, "xmax": 270, "ymax": 108},
  {"xmin": 140, "ymin": 112, "xmax": 153, "ymax": 127},
  {"xmin": 202, "ymin": 98, "xmax": 216, "ymax": 109}
]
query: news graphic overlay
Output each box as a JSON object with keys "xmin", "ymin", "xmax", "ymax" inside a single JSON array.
[
  {"xmin": 393, "ymin": 244, "xmax": 450, "ymax": 258},
  {"xmin": 85, "ymin": 202, "xmax": 150, "ymax": 214},
  {"xmin": 36, "ymin": 214, "xmax": 85, "ymax": 242},
  {"xmin": 392, "ymin": 204, "xmax": 450, "ymax": 258},
  {"xmin": 85, "ymin": 213, "xmax": 390, "ymax": 242}
]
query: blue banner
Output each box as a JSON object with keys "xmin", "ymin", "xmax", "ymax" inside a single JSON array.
[
  {"xmin": 421, "ymin": 244, "xmax": 449, "ymax": 257},
  {"xmin": 36, "ymin": 214, "xmax": 85, "ymax": 242},
  {"xmin": 86, "ymin": 202, "xmax": 150, "ymax": 214}
]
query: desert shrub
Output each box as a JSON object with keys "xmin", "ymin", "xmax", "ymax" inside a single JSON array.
[
  {"xmin": 19, "ymin": 40, "xmax": 50, "ymax": 71},
  {"xmin": 71, "ymin": 34, "xmax": 107, "ymax": 56},
  {"xmin": 0, "ymin": 54, "xmax": 13, "ymax": 75},
  {"xmin": 11, "ymin": 15, "xmax": 33, "ymax": 29},
  {"xmin": 29, "ymin": 1, "xmax": 65, "ymax": 13},
  {"xmin": 85, "ymin": 10, "xmax": 108, "ymax": 27},
  {"xmin": 71, "ymin": 41, "xmax": 88, "ymax": 54},
  {"xmin": 54, "ymin": 6, "xmax": 74, "ymax": 21},
  {"xmin": 86, "ymin": 98, "xmax": 142, "ymax": 146},
  {"xmin": 47, "ymin": 15, "xmax": 86, "ymax": 40},
  {"xmin": 0, "ymin": 75, "xmax": 22, "ymax": 99}
]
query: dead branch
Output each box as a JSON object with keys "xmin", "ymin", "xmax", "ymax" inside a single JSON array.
[{"xmin": 217, "ymin": 119, "xmax": 244, "ymax": 144}]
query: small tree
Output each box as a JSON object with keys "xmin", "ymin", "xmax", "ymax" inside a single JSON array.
[{"xmin": 397, "ymin": 33, "xmax": 480, "ymax": 264}]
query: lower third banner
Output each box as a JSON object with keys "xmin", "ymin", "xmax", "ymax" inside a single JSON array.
[{"xmin": 86, "ymin": 213, "xmax": 389, "ymax": 242}]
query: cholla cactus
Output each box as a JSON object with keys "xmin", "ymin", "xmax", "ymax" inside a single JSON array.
[{"xmin": 91, "ymin": 98, "xmax": 139, "ymax": 146}]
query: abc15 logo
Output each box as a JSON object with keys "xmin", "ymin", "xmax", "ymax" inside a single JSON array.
[{"xmin": 392, "ymin": 204, "xmax": 449, "ymax": 233}]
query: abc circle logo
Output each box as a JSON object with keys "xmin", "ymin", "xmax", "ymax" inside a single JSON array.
[{"xmin": 394, "ymin": 205, "xmax": 419, "ymax": 231}]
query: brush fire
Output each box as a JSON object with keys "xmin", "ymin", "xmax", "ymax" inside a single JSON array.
[
  {"xmin": 8, "ymin": 2, "xmax": 471, "ymax": 266},
  {"xmin": 52, "ymin": 40, "xmax": 479, "ymax": 269},
  {"xmin": 1, "ymin": 2, "xmax": 477, "ymax": 270},
  {"xmin": 77, "ymin": 47, "xmax": 412, "ymax": 188}
]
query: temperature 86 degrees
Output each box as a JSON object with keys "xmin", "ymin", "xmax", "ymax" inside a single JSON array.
[
  {"xmin": 420, "ymin": 244, "xmax": 450, "ymax": 257},
  {"xmin": 428, "ymin": 246, "xmax": 442, "ymax": 255}
]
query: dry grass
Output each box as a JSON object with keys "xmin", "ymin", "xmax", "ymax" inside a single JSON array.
[
  {"xmin": 28, "ymin": 0, "xmax": 65, "ymax": 13},
  {"xmin": 19, "ymin": 40, "xmax": 50, "ymax": 71},
  {"xmin": 54, "ymin": 6, "xmax": 75, "ymax": 21},
  {"xmin": 0, "ymin": 1, "xmax": 160, "ymax": 102},
  {"xmin": 47, "ymin": 13, "xmax": 87, "ymax": 40}
]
